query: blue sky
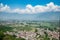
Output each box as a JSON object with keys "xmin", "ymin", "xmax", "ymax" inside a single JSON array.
[
  {"xmin": 0, "ymin": 0, "xmax": 60, "ymax": 8},
  {"xmin": 0, "ymin": 0, "xmax": 60, "ymax": 20},
  {"xmin": 0, "ymin": 0, "xmax": 60, "ymax": 14}
]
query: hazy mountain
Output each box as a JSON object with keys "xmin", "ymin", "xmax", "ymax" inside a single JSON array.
[{"xmin": 0, "ymin": 12, "xmax": 60, "ymax": 21}]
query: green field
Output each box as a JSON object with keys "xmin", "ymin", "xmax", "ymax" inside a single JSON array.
[{"xmin": 0, "ymin": 20, "xmax": 59, "ymax": 40}]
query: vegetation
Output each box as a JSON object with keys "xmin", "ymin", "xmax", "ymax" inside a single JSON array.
[
  {"xmin": 0, "ymin": 20, "xmax": 59, "ymax": 40},
  {"xmin": 0, "ymin": 31, "xmax": 25, "ymax": 40}
]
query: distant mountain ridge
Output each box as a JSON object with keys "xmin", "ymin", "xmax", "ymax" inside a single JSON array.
[{"xmin": 0, "ymin": 12, "xmax": 60, "ymax": 21}]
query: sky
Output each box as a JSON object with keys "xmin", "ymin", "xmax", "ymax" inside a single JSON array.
[
  {"xmin": 0, "ymin": 0, "xmax": 60, "ymax": 20},
  {"xmin": 0, "ymin": 0, "xmax": 60, "ymax": 7},
  {"xmin": 0, "ymin": 0, "xmax": 60, "ymax": 14}
]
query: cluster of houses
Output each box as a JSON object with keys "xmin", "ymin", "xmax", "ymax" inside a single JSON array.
[{"xmin": 4, "ymin": 28, "xmax": 59, "ymax": 40}]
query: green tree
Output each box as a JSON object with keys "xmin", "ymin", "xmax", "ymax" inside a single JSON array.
[
  {"xmin": 43, "ymin": 31, "xmax": 50, "ymax": 40},
  {"xmin": 0, "ymin": 31, "xmax": 5, "ymax": 40}
]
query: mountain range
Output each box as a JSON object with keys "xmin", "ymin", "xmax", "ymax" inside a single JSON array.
[{"xmin": 0, "ymin": 12, "xmax": 60, "ymax": 21}]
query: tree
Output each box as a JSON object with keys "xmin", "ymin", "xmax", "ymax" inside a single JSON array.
[
  {"xmin": 3, "ymin": 35, "xmax": 26, "ymax": 40},
  {"xmin": 0, "ymin": 31, "xmax": 5, "ymax": 40},
  {"xmin": 43, "ymin": 31, "xmax": 50, "ymax": 40}
]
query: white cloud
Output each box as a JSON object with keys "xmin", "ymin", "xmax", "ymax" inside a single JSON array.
[
  {"xmin": 0, "ymin": 3, "xmax": 10, "ymax": 12},
  {"xmin": 0, "ymin": 2, "xmax": 60, "ymax": 14}
]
